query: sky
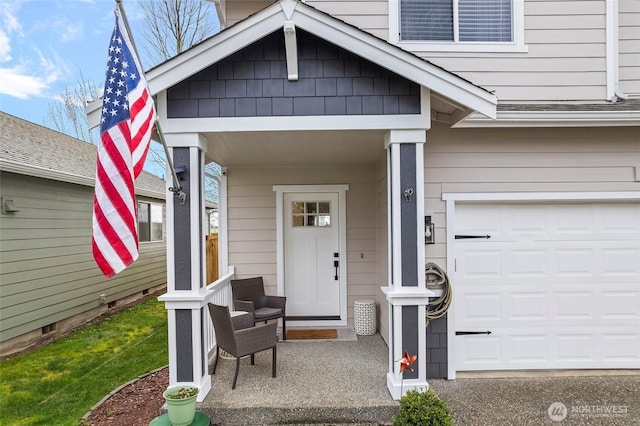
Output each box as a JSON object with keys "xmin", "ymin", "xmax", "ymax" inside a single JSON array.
[{"xmin": 0, "ymin": 0, "xmax": 219, "ymax": 177}]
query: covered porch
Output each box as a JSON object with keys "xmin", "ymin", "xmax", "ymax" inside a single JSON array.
[{"xmin": 145, "ymin": 0, "xmax": 496, "ymax": 403}]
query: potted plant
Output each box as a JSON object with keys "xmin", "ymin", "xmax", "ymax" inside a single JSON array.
[{"xmin": 162, "ymin": 386, "xmax": 199, "ymax": 426}]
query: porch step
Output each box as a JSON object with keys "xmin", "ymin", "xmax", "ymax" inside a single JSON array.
[{"xmin": 200, "ymin": 405, "xmax": 397, "ymax": 425}]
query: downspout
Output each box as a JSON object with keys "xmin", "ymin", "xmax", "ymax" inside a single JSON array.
[{"xmin": 606, "ymin": 0, "xmax": 630, "ymax": 102}]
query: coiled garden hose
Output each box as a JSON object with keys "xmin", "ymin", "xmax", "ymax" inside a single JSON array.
[{"xmin": 425, "ymin": 262, "xmax": 452, "ymax": 324}]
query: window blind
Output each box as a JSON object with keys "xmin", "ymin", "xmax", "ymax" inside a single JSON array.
[
  {"xmin": 459, "ymin": 0, "xmax": 512, "ymax": 42},
  {"xmin": 400, "ymin": 0, "xmax": 453, "ymax": 41}
]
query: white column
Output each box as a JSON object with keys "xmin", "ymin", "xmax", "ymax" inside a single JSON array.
[
  {"xmin": 381, "ymin": 129, "xmax": 433, "ymax": 400},
  {"xmin": 158, "ymin": 132, "xmax": 211, "ymax": 402}
]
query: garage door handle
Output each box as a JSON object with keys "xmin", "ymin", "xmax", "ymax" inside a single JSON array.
[
  {"xmin": 456, "ymin": 331, "xmax": 492, "ymax": 335},
  {"xmin": 455, "ymin": 235, "xmax": 491, "ymax": 239}
]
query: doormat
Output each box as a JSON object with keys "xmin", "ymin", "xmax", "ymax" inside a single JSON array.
[{"xmin": 286, "ymin": 329, "xmax": 338, "ymax": 340}]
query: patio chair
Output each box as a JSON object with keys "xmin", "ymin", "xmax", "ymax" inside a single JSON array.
[
  {"xmin": 231, "ymin": 277, "xmax": 287, "ymax": 340},
  {"xmin": 208, "ymin": 303, "xmax": 277, "ymax": 389}
]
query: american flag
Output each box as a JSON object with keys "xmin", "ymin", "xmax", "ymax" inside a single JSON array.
[{"xmin": 92, "ymin": 8, "xmax": 156, "ymax": 277}]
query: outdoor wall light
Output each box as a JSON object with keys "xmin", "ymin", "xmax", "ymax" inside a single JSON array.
[
  {"xmin": 425, "ymin": 216, "xmax": 435, "ymax": 244},
  {"xmin": 403, "ymin": 187, "xmax": 413, "ymax": 202}
]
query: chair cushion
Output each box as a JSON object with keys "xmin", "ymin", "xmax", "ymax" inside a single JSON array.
[{"xmin": 254, "ymin": 307, "xmax": 282, "ymax": 319}]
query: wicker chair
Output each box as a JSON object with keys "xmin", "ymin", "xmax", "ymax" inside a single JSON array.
[
  {"xmin": 231, "ymin": 277, "xmax": 287, "ymax": 340},
  {"xmin": 208, "ymin": 303, "xmax": 277, "ymax": 389}
]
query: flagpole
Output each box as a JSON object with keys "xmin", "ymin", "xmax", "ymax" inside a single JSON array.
[{"xmin": 115, "ymin": 0, "xmax": 186, "ymax": 205}]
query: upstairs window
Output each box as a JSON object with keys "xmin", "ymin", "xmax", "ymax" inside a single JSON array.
[
  {"xmin": 392, "ymin": 0, "xmax": 526, "ymax": 52},
  {"xmin": 401, "ymin": 0, "xmax": 513, "ymax": 42}
]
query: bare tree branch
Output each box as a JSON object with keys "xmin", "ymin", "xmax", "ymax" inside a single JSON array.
[
  {"xmin": 45, "ymin": 72, "xmax": 101, "ymax": 144},
  {"xmin": 138, "ymin": 0, "xmax": 216, "ymax": 66}
]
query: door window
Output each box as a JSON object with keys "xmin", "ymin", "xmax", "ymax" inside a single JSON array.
[{"xmin": 292, "ymin": 201, "xmax": 331, "ymax": 227}]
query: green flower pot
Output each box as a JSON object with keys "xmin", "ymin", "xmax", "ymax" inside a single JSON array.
[{"xmin": 163, "ymin": 386, "xmax": 199, "ymax": 426}]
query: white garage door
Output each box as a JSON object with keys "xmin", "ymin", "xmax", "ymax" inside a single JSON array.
[{"xmin": 454, "ymin": 202, "xmax": 640, "ymax": 371}]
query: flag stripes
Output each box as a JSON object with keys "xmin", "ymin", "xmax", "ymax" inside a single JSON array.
[{"xmin": 92, "ymin": 8, "xmax": 156, "ymax": 277}]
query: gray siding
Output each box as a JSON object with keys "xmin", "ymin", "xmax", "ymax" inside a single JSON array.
[
  {"xmin": 167, "ymin": 30, "xmax": 420, "ymax": 118},
  {"xmin": 0, "ymin": 172, "xmax": 166, "ymax": 343},
  {"xmin": 426, "ymin": 314, "xmax": 448, "ymax": 379}
]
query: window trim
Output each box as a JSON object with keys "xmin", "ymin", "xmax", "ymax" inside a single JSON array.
[{"xmin": 389, "ymin": 0, "xmax": 528, "ymax": 53}]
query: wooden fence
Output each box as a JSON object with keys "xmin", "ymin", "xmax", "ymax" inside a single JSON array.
[{"xmin": 206, "ymin": 235, "xmax": 219, "ymax": 284}]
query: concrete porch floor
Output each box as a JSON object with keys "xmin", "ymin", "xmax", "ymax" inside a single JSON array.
[{"xmin": 198, "ymin": 333, "xmax": 398, "ymax": 425}]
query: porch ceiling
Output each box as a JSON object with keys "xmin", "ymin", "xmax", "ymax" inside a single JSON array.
[{"xmin": 203, "ymin": 129, "xmax": 388, "ymax": 167}]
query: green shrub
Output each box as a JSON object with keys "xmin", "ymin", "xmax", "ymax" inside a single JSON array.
[{"xmin": 393, "ymin": 388, "xmax": 453, "ymax": 426}]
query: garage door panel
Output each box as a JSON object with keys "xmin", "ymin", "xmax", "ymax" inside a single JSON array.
[
  {"xmin": 602, "ymin": 334, "xmax": 640, "ymax": 362},
  {"xmin": 457, "ymin": 335, "xmax": 503, "ymax": 366},
  {"xmin": 601, "ymin": 203, "xmax": 640, "ymax": 234},
  {"xmin": 454, "ymin": 202, "xmax": 640, "ymax": 371},
  {"xmin": 459, "ymin": 249, "xmax": 503, "ymax": 278},
  {"xmin": 555, "ymin": 334, "xmax": 596, "ymax": 362},
  {"xmin": 602, "ymin": 247, "xmax": 640, "ymax": 276},
  {"xmin": 509, "ymin": 292, "xmax": 547, "ymax": 320},
  {"xmin": 510, "ymin": 249, "xmax": 548, "ymax": 278},
  {"xmin": 509, "ymin": 335, "xmax": 547, "ymax": 363},
  {"xmin": 601, "ymin": 291, "xmax": 640, "ymax": 319},
  {"xmin": 554, "ymin": 291, "xmax": 595, "ymax": 320},
  {"xmin": 457, "ymin": 292, "xmax": 502, "ymax": 322}
]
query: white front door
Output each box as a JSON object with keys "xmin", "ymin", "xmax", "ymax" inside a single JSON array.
[
  {"xmin": 453, "ymin": 202, "xmax": 640, "ymax": 371},
  {"xmin": 284, "ymin": 192, "xmax": 341, "ymax": 318}
]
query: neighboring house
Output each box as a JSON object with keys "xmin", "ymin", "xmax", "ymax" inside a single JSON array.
[
  {"xmin": 0, "ymin": 112, "xmax": 167, "ymax": 358},
  {"xmin": 87, "ymin": 0, "xmax": 639, "ymax": 400}
]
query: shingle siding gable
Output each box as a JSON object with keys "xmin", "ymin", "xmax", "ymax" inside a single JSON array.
[{"xmin": 167, "ymin": 30, "xmax": 421, "ymax": 118}]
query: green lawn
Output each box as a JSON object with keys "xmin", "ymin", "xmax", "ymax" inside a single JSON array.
[{"xmin": 0, "ymin": 297, "xmax": 168, "ymax": 426}]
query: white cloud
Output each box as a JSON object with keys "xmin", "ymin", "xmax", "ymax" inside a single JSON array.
[
  {"xmin": 0, "ymin": 65, "xmax": 48, "ymax": 99},
  {"xmin": 1, "ymin": 2, "xmax": 23, "ymax": 35},
  {"xmin": 0, "ymin": 1, "xmax": 22, "ymax": 63},
  {"xmin": 0, "ymin": 46, "xmax": 71, "ymax": 100},
  {"xmin": 60, "ymin": 23, "xmax": 83, "ymax": 43},
  {"xmin": 0, "ymin": 29, "xmax": 12, "ymax": 62}
]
